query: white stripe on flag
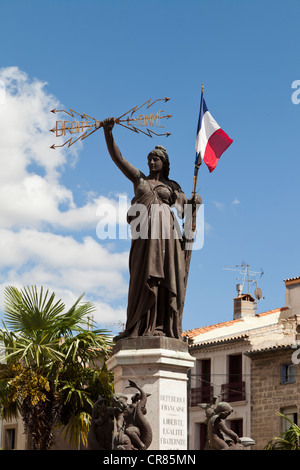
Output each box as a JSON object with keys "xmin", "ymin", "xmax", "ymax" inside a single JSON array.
[{"xmin": 195, "ymin": 110, "xmax": 220, "ymax": 155}]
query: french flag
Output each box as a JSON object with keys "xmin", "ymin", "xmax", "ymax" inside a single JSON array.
[{"xmin": 195, "ymin": 93, "xmax": 233, "ymax": 173}]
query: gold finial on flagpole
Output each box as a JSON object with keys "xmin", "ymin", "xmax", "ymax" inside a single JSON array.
[{"xmin": 201, "ymin": 83, "xmax": 204, "ymax": 94}]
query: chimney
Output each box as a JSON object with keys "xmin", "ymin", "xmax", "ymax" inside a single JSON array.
[
  {"xmin": 233, "ymin": 284, "xmax": 255, "ymax": 319},
  {"xmin": 284, "ymin": 277, "xmax": 300, "ymax": 315}
]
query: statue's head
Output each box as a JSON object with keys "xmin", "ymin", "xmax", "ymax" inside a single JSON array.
[
  {"xmin": 147, "ymin": 145, "xmax": 170, "ymax": 179},
  {"xmin": 131, "ymin": 392, "xmax": 141, "ymax": 403},
  {"xmin": 112, "ymin": 393, "xmax": 128, "ymax": 411},
  {"xmin": 214, "ymin": 402, "xmax": 233, "ymax": 419}
]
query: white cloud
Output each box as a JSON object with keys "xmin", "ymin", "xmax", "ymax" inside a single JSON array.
[
  {"xmin": 0, "ymin": 66, "xmax": 129, "ymax": 329},
  {"xmin": 0, "ymin": 67, "xmax": 130, "ymax": 232},
  {"xmin": 232, "ymin": 198, "xmax": 240, "ymax": 205},
  {"xmin": 213, "ymin": 201, "xmax": 225, "ymax": 211}
]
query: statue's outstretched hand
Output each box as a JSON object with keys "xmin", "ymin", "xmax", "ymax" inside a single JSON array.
[{"xmin": 103, "ymin": 117, "xmax": 115, "ymax": 132}]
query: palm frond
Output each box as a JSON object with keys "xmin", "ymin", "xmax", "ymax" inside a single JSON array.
[
  {"xmin": 2, "ymin": 334, "xmax": 65, "ymax": 368},
  {"xmin": 3, "ymin": 285, "xmax": 65, "ymax": 332},
  {"xmin": 265, "ymin": 412, "xmax": 300, "ymax": 450},
  {"xmin": 56, "ymin": 411, "xmax": 91, "ymax": 448},
  {"xmin": 55, "ymin": 294, "xmax": 96, "ymax": 336}
]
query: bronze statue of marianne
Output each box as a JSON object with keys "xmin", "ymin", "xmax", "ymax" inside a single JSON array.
[{"xmin": 103, "ymin": 117, "xmax": 201, "ymax": 341}]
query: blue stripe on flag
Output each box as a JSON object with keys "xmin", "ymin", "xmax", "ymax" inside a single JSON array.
[{"xmin": 194, "ymin": 93, "xmax": 207, "ymax": 175}]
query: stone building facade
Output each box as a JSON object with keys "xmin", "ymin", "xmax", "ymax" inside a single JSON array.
[
  {"xmin": 185, "ymin": 276, "xmax": 300, "ymax": 450},
  {"xmin": 248, "ymin": 347, "xmax": 300, "ymax": 449}
]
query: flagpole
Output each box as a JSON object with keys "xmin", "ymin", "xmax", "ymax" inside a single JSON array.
[
  {"xmin": 181, "ymin": 83, "xmax": 205, "ymax": 308},
  {"xmin": 192, "ymin": 83, "xmax": 204, "ymax": 198}
]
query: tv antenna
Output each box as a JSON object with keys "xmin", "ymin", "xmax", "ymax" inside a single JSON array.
[{"xmin": 223, "ymin": 261, "xmax": 264, "ymax": 309}]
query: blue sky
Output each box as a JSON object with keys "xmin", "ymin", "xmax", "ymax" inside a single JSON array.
[{"xmin": 0, "ymin": 0, "xmax": 299, "ymax": 335}]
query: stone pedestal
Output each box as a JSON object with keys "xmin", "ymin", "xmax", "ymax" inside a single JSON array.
[{"xmin": 106, "ymin": 337, "xmax": 195, "ymax": 450}]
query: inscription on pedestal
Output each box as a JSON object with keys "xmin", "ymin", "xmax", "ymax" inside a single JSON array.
[
  {"xmin": 107, "ymin": 338, "xmax": 194, "ymax": 450},
  {"xmin": 160, "ymin": 393, "xmax": 187, "ymax": 449}
]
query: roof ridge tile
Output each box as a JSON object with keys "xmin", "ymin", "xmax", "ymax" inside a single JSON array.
[{"xmin": 183, "ymin": 306, "xmax": 288, "ymax": 338}]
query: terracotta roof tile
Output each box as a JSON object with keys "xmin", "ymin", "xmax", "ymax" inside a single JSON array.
[
  {"xmin": 183, "ymin": 306, "xmax": 288, "ymax": 339},
  {"xmin": 255, "ymin": 306, "xmax": 289, "ymax": 317},
  {"xmin": 183, "ymin": 318, "xmax": 242, "ymax": 339}
]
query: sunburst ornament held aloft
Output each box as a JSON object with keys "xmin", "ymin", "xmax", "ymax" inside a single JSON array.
[{"xmin": 49, "ymin": 97, "xmax": 172, "ymax": 149}]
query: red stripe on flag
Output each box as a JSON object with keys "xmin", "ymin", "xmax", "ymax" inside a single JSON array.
[{"xmin": 203, "ymin": 129, "xmax": 233, "ymax": 172}]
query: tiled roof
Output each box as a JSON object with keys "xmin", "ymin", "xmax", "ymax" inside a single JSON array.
[
  {"xmin": 284, "ymin": 276, "xmax": 300, "ymax": 282},
  {"xmin": 245, "ymin": 343, "xmax": 295, "ymax": 356},
  {"xmin": 184, "ymin": 318, "xmax": 243, "ymax": 339},
  {"xmin": 284, "ymin": 276, "xmax": 300, "ymax": 286},
  {"xmin": 189, "ymin": 333, "xmax": 249, "ymax": 348},
  {"xmin": 183, "ymin": 307, "xmax": 289, "ymax": 339},
  {"xmin": 255, "ymin": 306, "xmax": 289, "ymax": 317}
]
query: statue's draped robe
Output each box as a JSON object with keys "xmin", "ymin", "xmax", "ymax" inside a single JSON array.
[{"xmin": 123, "ymin": 172, "xmax": 186, "ymax": 338}]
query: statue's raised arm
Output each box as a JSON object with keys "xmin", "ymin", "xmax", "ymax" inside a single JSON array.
[{"xmin": 103, "ymin": 117, "xmax": 140, "ymax": 183}]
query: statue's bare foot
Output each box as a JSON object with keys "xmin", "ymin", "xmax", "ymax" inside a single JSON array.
[{"xmin": 153, "ymin": 329, "xmax": 166, "ymax": 336}]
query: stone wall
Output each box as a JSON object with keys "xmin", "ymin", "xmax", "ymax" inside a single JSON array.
[{"xmin": 250, "ymin": 349, "xmax": 300, "ymax": 449}]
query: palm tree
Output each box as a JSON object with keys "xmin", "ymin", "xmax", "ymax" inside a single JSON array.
[
  {"xmin": 0, "ymin": 285, "xmax": 114, "ymax": 450},
  {"xmin": 264, "ymin": 412, "xmax": 300, "ymax": 450}
]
